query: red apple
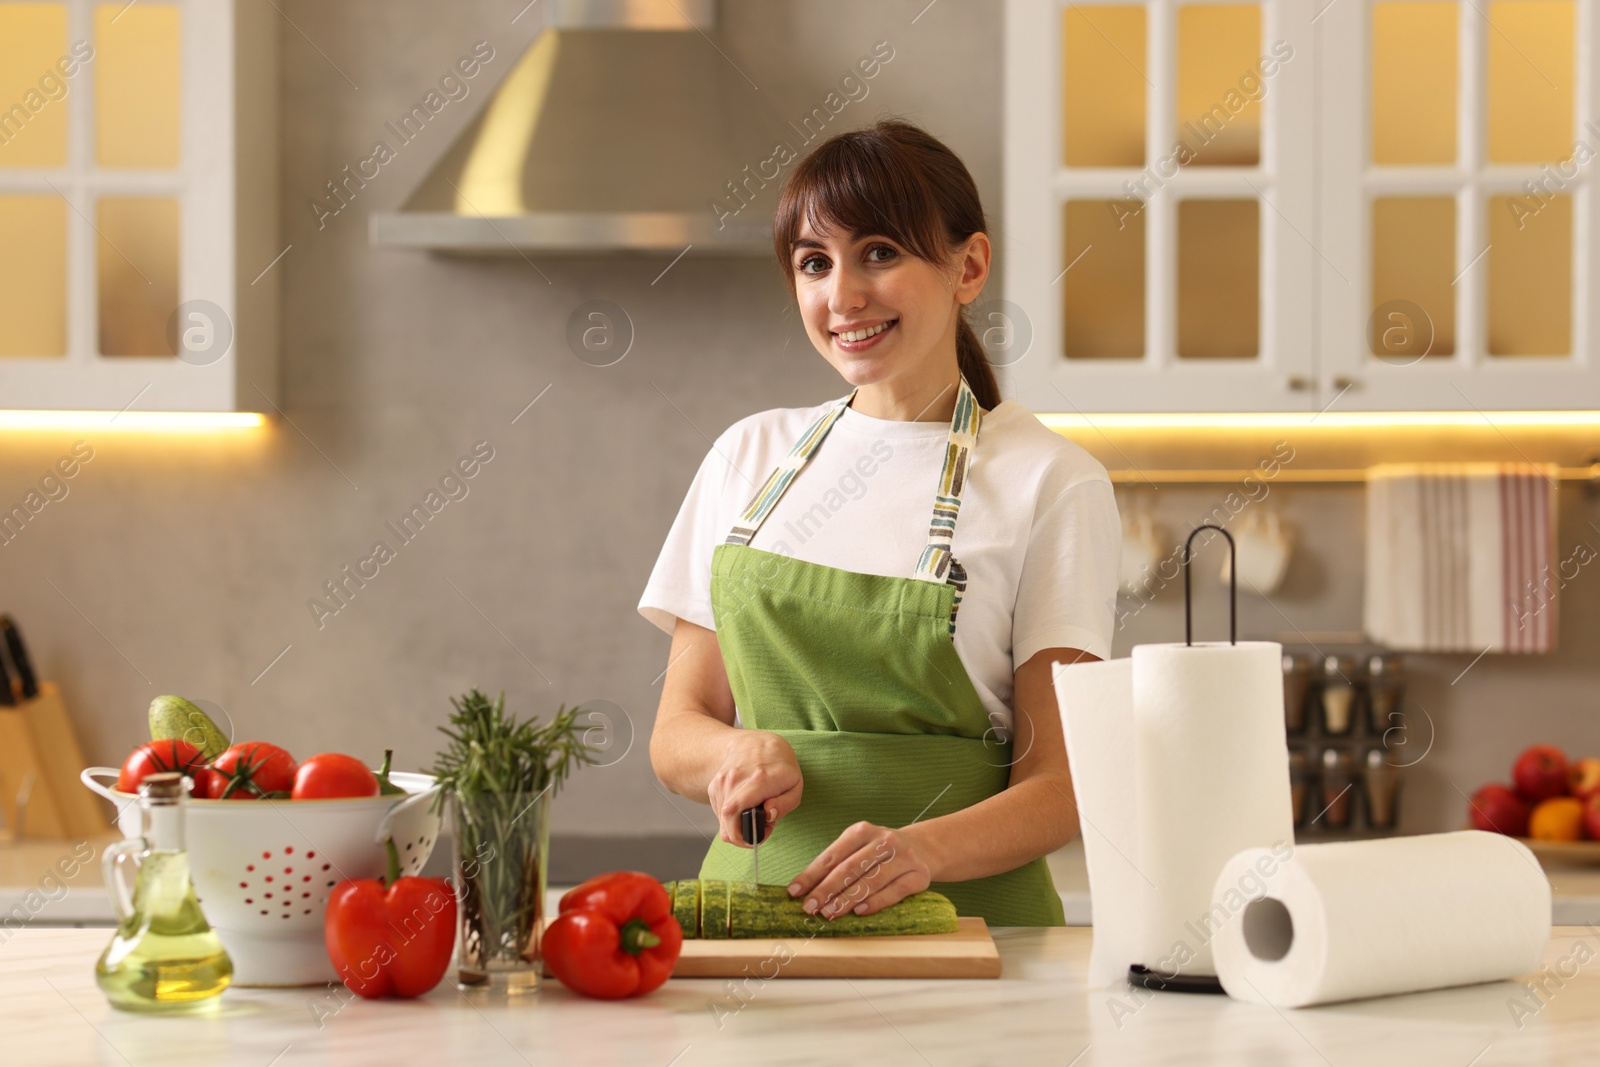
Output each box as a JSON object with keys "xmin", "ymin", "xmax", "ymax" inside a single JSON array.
[
  {"xmin": 1469, "ymin": 783, "xmax": 1531, "ymax": 837},
  {"xmin": 1585, "ymin": 794, "xmax": 1600, "ymax": 841},
  {"xmin": 1513, "ymin": 745, "xmax": 1570, "ymax": 804},
  {"xmin": 1569, "ymin": 757, "xmax": 1600, "ymax": 802}
]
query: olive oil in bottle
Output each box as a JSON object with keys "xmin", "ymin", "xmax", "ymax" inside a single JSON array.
[{"xmin": 95, "ymin": 772, "xmax": 232, "ymax": 1012}]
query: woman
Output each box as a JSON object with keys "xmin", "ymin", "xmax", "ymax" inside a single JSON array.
[{"xmin": 639, "ymin": 119, "xmax": 1120, "ymax": 927}]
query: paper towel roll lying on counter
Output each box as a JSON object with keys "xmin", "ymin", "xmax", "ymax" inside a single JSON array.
[
  {"xmin": 1053, "ymin": 642, "xmax": 1294, "ymax": 986},
  {"xmin": 1212, "ymin": 831, "xmax": 1551, "ymax": 1008}
]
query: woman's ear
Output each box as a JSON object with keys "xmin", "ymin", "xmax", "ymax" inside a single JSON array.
[{"xmin": 954, "ymin": 232, "xmax": 992, "ymax": 301}]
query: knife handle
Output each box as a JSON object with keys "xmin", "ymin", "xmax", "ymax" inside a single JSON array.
[
  {"xmin": 0, "ymin": 643, "xmax": 13, "ymax": 706},
  {"xmin": 0, "ymin": 616, "xmax": 36, "ymax": 700},
  {"xmin": 739, "ymin": 805, "xmax": 767, "ymax": 846}
]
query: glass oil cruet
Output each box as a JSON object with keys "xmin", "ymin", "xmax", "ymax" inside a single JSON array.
[{"xmin": 96, "ymin": 771, "xmax": 233, "ymax": 1012}]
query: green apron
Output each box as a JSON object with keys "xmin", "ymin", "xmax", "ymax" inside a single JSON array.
[{"xmin": 697, "ymin": 374, "xmax": 1067, "ymax": 927}]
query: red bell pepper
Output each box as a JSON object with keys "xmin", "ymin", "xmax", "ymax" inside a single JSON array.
[
  {"xmin": 324, "ymin": 838, "xmax": 457, "ymax": 999},
  {"xmin": 543, "ymin": 871, "xmax": 682, "ymax": 999}
]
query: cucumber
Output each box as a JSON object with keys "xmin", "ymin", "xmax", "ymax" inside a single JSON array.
[
  {"xmin": 672, "ymin": 880, "xmax": 958, "ymax": 938},
  {"xmin": 701, "ymin": 879, "xmax": 730, "ymax": 939},
  {"xmin": 672, "ymin": 878, "xmax": 700, "ymax": 937},
  {"xmin": 148, "ymin": 695, "xmax": 229, "ymax": 761}
]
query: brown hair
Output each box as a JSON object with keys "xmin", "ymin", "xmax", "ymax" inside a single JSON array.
[{"xmin": 772, "ymin": 118, "xmax": 1001, "ymax": 411}]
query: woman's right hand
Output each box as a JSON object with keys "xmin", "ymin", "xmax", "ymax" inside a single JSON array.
[{"xmin": 706, "ymin": 729, "xmax": 803, "ymax": 848}]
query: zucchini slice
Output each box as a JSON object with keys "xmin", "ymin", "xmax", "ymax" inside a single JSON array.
[
  {"xmin": 672, "ymin": 878, "xmax": 701, "ymax": 938},
  {"xmin": 701, "ymin": 879, "xmax": 730, "ymax": 940}
]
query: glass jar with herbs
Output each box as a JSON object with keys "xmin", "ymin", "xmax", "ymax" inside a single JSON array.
[{"xmin": 428, "ymin": 689, "xmax": 599, "ymax": 996}]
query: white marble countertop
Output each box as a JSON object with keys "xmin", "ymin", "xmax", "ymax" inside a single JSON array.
[
  {"xmin": 5, "ymin": 924, "xmax": 1600, "ymax": 1066},
  {"xmin": 15, "ymin": 836, "xmax": 1600, "ymax": 926}
]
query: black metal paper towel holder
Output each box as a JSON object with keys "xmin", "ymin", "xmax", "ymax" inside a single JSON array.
[
  {"xmin": 1129, "ymin": 524, "xmax": 1237, "ymax": 995},
  {"xmin": 1184, "ymin": 523, "xmax": 1236, "ymax": 647}
]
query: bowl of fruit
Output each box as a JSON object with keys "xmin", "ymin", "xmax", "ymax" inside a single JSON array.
[
  {"xmin": 81, "ymin": 696, "xmax": 443, "ymax": 987},
  {"xmin": 1466, "ymin": 744, "xmax": 1600, "ymax": 864}
]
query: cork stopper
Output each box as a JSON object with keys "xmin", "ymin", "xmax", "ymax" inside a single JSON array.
[{"xmin": 138, "ymin": 771, "xmax": 190, "ymax": 800}]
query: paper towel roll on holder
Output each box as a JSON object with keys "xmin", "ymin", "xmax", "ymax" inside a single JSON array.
[{"xmin": 1129, "ymin": 524, "xmax": 1237, "ymax": 995}]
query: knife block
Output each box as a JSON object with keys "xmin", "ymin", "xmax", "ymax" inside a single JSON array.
[
  {"xmin": 0, "ymin": 682, "xmax": 107, "ymax": 839},
  {"xmin": 0, "ymin": 702, "xmax": 68, "ymax": 838}
]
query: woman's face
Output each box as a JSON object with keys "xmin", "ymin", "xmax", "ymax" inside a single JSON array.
[{"xmin": 789, "ymin": 215, "xmax": 988, "ymax": 393}]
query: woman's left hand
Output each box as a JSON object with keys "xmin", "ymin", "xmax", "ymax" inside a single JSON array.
[{"xmin": 785, "ymin": 821, "xmax": 942, "ymax": 919}]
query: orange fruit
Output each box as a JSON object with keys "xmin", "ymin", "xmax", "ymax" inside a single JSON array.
[{"xmin": 1529, "ymin": 796, "xmax": 1585, "ymax": 841}]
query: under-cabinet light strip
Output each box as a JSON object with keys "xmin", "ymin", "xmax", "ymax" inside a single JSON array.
[{"xmin": 0, "ymin": 411, "xmax": 268, "ymax": 430}]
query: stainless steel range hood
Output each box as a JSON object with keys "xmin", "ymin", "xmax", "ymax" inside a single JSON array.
[{"xmin": 370, "ymin": 0, "xmax": 789, "ymax": 256}]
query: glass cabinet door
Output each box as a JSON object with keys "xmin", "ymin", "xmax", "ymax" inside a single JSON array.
[
  {"xmin": 1319, "ymin": 0, "xmax": 1598, "ymax": 411},
  {"xmin": 0, "ymin": 0, "xmax": 271, "ymax": 413},
  {"xmin": 1005, "ymin": 0, "xmax": 1318, "ymax": 413}
]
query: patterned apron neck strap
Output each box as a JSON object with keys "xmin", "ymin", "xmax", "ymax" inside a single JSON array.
[
  {"xmin": 722, "ymin": 375, "xmax": 983, "ymax": 556},
  {"xmin": 724, "ymin": 387, "xmax": 859, "ymax": 546},
  {"xmin": 914, "ymin": 374, "xmax": 982, "ymax": 584}
]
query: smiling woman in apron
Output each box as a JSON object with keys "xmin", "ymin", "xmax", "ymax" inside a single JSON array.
[{"xmin": 639, "ymin": 119, "xmax": 1120, "ymax": 928}]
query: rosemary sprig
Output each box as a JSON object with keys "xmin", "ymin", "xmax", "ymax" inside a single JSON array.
[
  {"xmin": 428, "ymin": 689, "xmax": 600, "ymax": 967},
  {"xmin": 428, "ymin": 689, "xmax": 597, "ymax": 809}
]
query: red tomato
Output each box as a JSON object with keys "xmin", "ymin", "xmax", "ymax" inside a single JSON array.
[
  {"xmin": 189, "ymin": 767, "xmax": 230, "ymax": 800},
  {"xmin": 292, "ymin": 754, "xmax": 379, "ymax": 800},
  {"xmin": 210, "ymin": 742, "xmax": 298, "ymax": 799},
  {"xmin": 116, "ymin": 740, "xmax": 205, "ymax": 793}
]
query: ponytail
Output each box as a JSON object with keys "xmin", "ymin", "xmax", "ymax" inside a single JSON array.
[{"xmin": 955, "ymin": 314, "xmax": 1001, "ymax": 411}]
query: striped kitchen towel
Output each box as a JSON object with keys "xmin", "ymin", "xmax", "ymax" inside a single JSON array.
[{"xmin": 1364, "ymin": 463, "xmax": 1559, "ymax": 653}]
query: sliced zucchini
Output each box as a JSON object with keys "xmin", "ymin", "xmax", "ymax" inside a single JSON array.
[
  {"xmin": 728, "ymin": 881, "xmax": 958, "ymax": 938},
  {"xmin": 668, "ymin": 879, "xmax": 959, "ymax": 938}
]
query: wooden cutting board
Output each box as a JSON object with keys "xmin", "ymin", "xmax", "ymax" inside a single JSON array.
[
  {"xmin": 541, "ymin": 916, "xmax": 1001, "ymax": 979},
  {"xmin": 673, "ymin": 916, "xmax": 1001, "ymax": 979}
]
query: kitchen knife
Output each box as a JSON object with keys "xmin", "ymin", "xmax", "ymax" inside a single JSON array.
[
  {"xmin": 0, "ymin": 617, "xmax": 37, "ymax": 700},
  {"xmin": 740, "ymin": 805, "xmax": 767, "ymax": 883}
]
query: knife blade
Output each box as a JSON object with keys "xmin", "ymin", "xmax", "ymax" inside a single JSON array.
[
  {"xmin": 739, "ymin": 805, "xmax": 767, "ymax": 883},
  {"xmin": 0, "ymin": 616, "xmax": 37, "ymax": 700}
]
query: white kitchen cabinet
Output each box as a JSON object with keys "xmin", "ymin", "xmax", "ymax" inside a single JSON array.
[
  {"xmin": 0, "ymin": 0, "xmax": 278, "ymax": 413},
  {"xmin": 1003, "ymin": 0, "xmax": 1598, "ymax": 413},
  {"xmin": 1003, "ymin": 0, "xmax": 1318, "ymax": 413},
  {"xmin": 1318, "ymin": 0, "xmax": 1600, "ymax": 411}
]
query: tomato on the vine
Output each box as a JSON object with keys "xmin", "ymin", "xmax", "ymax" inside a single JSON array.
[
  {"xmin": 209, "ymin": 742, "xmax": 298, "ymax": 799},
  {"xmin": 292, "ymin": 753, "xmax": 379, "ymax": 800},
  {"xmin": 189, "ymin": 767, "xmax": 231, "ymax": 800},
  {"xmin": 116, "ymin": 740, "xmax": 206, "ymax": 793}
]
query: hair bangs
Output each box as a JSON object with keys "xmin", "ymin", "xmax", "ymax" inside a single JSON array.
[{"xmin": 774, "ymin": 132, "xmax": 945, "ymax": 272}]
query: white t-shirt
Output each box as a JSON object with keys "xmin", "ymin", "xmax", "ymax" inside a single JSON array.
[{"xmin": 637, "ymin": 394, "xmax": 1121, "ymax": 733}]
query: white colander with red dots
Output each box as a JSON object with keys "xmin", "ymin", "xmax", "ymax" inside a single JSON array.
[{"xmin": 82, "ymin": 767, "xmax": 444, "ymax": 987}]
